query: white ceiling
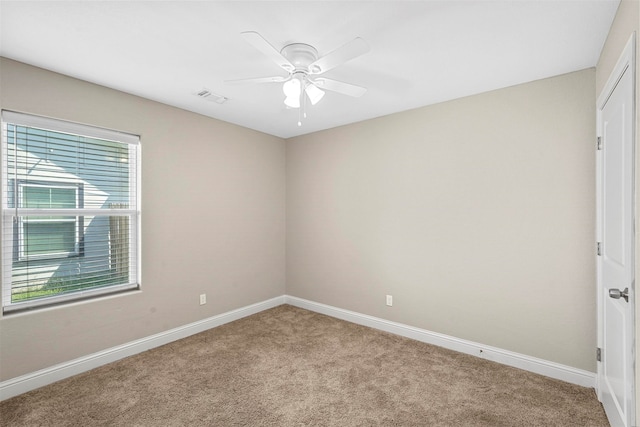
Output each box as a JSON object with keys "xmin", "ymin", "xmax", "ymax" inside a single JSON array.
[{"xmin": 0, "ymin": 1, "xmax": 620, "ymax": 139}]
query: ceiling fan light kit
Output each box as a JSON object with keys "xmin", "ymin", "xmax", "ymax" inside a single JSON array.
[
  {"xmin": 283, "ymin": 76, "xmax": 301, "ymax": 108},
  {"xmin": 226, "ymin": 31, "xmax": 370, "ymax": 126},
  {"xmin": 305, "ymin": 81, "xmax": 325, "ymax": 105}
]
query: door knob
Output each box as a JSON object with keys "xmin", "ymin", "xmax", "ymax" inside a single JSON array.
[{"xmin": 609, "ymin": 287, "xmax": 629, "ymax": 303}]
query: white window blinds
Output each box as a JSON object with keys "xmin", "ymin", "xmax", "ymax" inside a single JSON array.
[{"xmin": 1, "ymin": 111, "xmax": 141, "ymax": 313}]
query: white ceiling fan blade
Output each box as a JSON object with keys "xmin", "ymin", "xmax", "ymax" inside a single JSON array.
[
  {"xmin": 313, "ymin": 78, "xmax": 367, "ymax": 97},
  {"xmin": 225, "ymin": 75, "xmax": 289, "ymax": 85},
  {"xmin": 308, "ymin": 37, "xmax": 370, "ymax": 75},
  {"xmin": 241, "ymin": 31, "xmax": 295, "ymax": 72}
]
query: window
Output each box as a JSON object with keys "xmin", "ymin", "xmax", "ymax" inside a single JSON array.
[
  {"xmin": 2, "ymin": 111, "xmax": 140, "ymax": 313},
  {"xmin": 18, "ymin": 182, "xmax": 82, "ymax": 259}
]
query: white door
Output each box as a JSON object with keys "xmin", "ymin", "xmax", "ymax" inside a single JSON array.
[{"xmin": 597, "ymin": 35, "xmax": 636, "ymax": 427}]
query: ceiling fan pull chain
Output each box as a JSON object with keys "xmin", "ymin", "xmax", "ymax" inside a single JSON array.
[
  {"xmin": 303, "ymin": 84, "xmax": 308, "ymax": 119},
  {"xmin": 298, "ymin": 86, "xmax": 304, "ymax": 126}
]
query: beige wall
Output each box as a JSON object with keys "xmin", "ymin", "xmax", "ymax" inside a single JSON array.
[
  {"xmin": 595, "ymin": 0, "xmax": 639, "ymax": 421},
  {"xmin": 0, "ymin": 58, "xmax": 287, "ymax": 381},
  {"xmin": 287, "ymin": 69, "xmax": 596, "ymax": 371}
]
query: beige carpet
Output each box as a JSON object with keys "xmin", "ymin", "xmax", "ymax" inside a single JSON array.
[{"xmin": 1, "ymin": 305, "xmax": 608, "ymax": 426}]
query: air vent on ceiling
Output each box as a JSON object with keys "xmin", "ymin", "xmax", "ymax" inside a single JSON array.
[{"xmin": 194, "ymin": 88, "xmax": 228, "ymax": 104}]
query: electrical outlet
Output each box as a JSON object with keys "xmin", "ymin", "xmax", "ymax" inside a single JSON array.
[
  {"xmin": 199, "ymin": 294, "xmax": 207, "ymax": 305},
  {"xmin": 386, "ymin": 295, "xmax": 393, "ymax": 306}
]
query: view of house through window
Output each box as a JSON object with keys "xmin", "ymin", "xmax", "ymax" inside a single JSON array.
[
  {"xmin": 20, "ymin": 183, "xmax": 81, "ymax": 259},
  {"xmin": 1, "ymin": 111, "xmax": 140, "ymax": 312}
]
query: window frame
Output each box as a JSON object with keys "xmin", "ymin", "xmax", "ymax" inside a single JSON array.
[{"xmin": 1, "ymin": 111, "xmax": 141, "ymax": 314}]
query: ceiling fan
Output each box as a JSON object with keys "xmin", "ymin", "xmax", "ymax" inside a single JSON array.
[{"xmin": 226, "ymin": 31, "xmax": 370, "ymax": 125}]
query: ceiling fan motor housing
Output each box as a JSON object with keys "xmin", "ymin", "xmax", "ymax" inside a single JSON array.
[{"xmin": 281, "ymin": 43, "xmax": 320, "ymax": 74}]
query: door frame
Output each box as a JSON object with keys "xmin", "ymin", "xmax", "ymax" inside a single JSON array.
[{"xmin": 596, "ymin": 32, "xmax": 636, "ymax": 427}]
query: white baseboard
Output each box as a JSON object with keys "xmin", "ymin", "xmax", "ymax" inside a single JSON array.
[
  {"xmin": 284, "ymin": 295, "xmax": 596, "ymax": 388},
  {"xmin": 0, "ymin": 296, "xmax": 285, "ymax": 401},
  {"xmin": 0, "ymin": 294, "xmax": 596, "ymax": 401}
]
